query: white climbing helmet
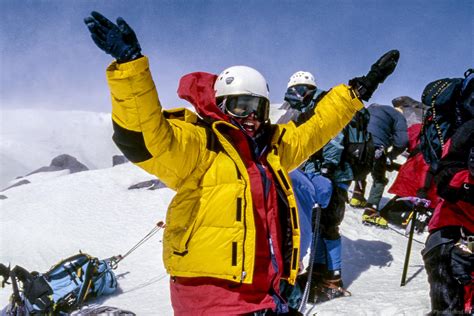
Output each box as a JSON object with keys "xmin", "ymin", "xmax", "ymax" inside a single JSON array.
[
  {"xmin": 287, "ymin": 71, "xmax": 316, "ymax": 88},
  {"xmin": 214, "ymin": 65, "xmax": 270, "ymax": 100}
]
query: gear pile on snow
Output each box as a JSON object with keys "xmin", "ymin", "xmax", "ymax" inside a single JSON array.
[{"xmin": 1, "ymin": 253, "xmax": 117, "ymax": 315}]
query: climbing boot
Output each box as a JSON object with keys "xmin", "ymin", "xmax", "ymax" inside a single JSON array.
[
  {"xmin": 362, "ymin": 207, "xmax": 389, "ymax": 229},
  {"xmin": 309, "ymin": 270, "xmax": 351, "ymax": 304},
  {"xmin": 350, "ymin": 197, "xmax": 367, "ymax": 208}
]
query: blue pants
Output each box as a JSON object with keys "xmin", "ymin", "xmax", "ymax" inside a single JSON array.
[{"xmin": 289, "ymin": 170, "xmax": 332, "ymax": 260}]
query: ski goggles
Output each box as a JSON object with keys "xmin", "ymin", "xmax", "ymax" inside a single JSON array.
[
  {"xmin": 289, "ymin": 84, "xmax": 316, "ymax": 98},
  {"xmin": 223, "ymin": 95, "xmax": 270, "ymax": 121}
]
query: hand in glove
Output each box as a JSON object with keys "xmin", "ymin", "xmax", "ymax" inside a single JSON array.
[
  {"xmin": 84, "ymin": 11, "xmax": 142, "ymax": 63},
  {"xmin": 350, "ymin": 50, "xmax": 400, "ymax": 101}
]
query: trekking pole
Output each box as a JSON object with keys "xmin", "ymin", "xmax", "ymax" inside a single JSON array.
[
  {"xmin": 9, "ymin": 268, "xmax": 23, "ymax": 307},
  {"xmin": 299, "ymin": 203, "xmax": 321, "ymax": 313},
  {"xmin": 398, "ymin": 197, "xmax": 430, "ymax": 286},
  {"xmin": 111, "ymin": 221, "xmax": 165, "ymax": 268}
]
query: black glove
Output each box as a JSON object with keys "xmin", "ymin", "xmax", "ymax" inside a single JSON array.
[
  {"xmin": 436, "ymin": 165, "xmax": 473, "ymax": 203},
  {"xmin": 350, "ymin": 50, "xmax": 400, "ymax": 101},
  {"xmin": 84, "ymin": 11, "xmax": 142, "ymax": 63}
]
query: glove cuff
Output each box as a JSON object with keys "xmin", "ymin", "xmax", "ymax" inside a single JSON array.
[
  {"xmin": 349, "ymin": 77, "xmax": 376, "ymax": 102},
  {"xmin": 116, "ymin": 46, "xmax": 143, "ymax": 63}
]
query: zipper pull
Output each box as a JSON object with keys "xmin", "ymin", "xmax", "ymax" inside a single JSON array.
[{"xmin": 269, "ymin": 237, "xmax": 275, "ymax": 256}]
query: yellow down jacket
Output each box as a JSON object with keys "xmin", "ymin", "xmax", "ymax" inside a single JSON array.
[{"xmin": 106, "ymin": 57, "xmax": 364, "ymax": 285}]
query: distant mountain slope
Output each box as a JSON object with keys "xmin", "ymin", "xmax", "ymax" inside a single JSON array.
[
  {"xmin": 0, "ymin": 105, "xmax": 290, "ymax": 189},
  {"xmin": 0, "ymin": 109, "xmax": 121, "ymax": 188}
]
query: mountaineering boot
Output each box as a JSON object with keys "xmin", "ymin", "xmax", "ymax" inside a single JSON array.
[
  {"xmin": 350, "ymin": 181, "xmax": 367, "ymax": 208},
  {"xmin": 309, "ymin": 270, "xmax": 351, "ymax": 304},
  {"xmin": 362, "ymin": 207, "xmax": 389, "ymax": 229},
  {"xmin": 297, "ymin": 263, "xmax": 326, "ymax": 290},
  {"xmin": 349, "ymin": 49, "xmax": 400, "ymax": 101},
  {"xmin": 296, "ymin": 264, "xmax": 326, "ymax": 305},
  {"xmin": 349, "ymin": 197, "xmax": 367, "ymax": 208}
]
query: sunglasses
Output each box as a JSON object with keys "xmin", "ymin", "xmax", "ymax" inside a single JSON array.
[{"xmin": 223, "ymin": 95, "xmax": 270, "ymax": 121}]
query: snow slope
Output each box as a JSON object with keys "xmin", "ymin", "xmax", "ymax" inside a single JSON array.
[{"xmin": 0, "ymin": 108, "xmax": 431, "ymax": 315}]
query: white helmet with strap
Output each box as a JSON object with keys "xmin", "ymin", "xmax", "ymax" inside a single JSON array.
[
  {"xmin": 214, "ymin": 66, "xmax": 270, "ymax": 100},
  {"xmin": 287, "ymin": 71, "xmax": 316, "ymax": 88}
]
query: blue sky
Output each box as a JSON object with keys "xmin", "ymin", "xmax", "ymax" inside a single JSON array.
[{"xmin": 0, "ymin": 0, "xmax": 472, "ymax": 112}]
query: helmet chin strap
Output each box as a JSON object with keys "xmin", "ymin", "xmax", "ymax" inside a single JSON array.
[
  {"xmin": 217, "ymin": 99, "xmax": 226, "ymax": 114},
  {"xmin": 228, "ymin": 116, "xmax": 267, "ymax": 139}
]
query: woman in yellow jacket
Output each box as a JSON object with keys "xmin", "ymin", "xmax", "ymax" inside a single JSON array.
[{"xmin": 84, "ymin": 11, "xmax": 399, "ymax": 316}]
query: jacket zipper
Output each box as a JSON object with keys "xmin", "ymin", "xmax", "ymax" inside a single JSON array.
[{"xmin": 238, "ymin": 169, "xmax": 248, "ymax": 283}]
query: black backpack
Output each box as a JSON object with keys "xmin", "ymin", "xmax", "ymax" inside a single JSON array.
[
  {"xmin": 342, "ymin": 108, "xmax": 373, "ymax": 169},
  {"xmin": 419, "ymin": 69, "xmax": 473, "ymax": 170}
]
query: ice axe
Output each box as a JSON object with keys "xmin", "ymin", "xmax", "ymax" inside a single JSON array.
[{"xmin": 399, "ymin": 197, "xmax": 430, "ymax": 286}]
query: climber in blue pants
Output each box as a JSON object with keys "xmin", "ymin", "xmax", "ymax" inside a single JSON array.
[
  {"xmin": 280, "ymin": 169, "xmax": 332, "ymax": 308},
  {"xmin": 278, "ymin": 71, "xmax": 354, "ymax": 304}
]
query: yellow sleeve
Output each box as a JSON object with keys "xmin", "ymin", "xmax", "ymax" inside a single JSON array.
[
  {"xmin": 106, "ymin": 57, "xmax": 206, "ymax": 190},
  {"xmin": 278, "ymin": 84, "xmax": 364, "ymax": 170}
]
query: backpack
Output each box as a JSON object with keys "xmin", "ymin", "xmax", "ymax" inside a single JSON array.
[
  {"xmin": 419, "ymin": 77, "xmax": 464, "ymax": 169},
  {"xmin": 2, "ymin": 253, "xmax": 117, "ymax": 315},
  {"xmin": 342, "ymin": 108, "xmax": 373, "ymax": 170}
]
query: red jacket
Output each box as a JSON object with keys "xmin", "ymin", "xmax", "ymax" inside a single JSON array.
[
  {"xmin": 428, "ymin": 169, "xmax": 474, "ymax": 233},
  {"xmin": 389, "ymin": 124, "xmax": 440, "ymax": 208},
  {"xmin": 428, "ymin": 119, "xmax": 474, "ymax": 233}
]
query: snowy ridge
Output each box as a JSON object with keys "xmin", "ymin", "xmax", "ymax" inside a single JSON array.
[{"xmin": 0, "ymin": 109, "xmax": 431, "ymax": 315}]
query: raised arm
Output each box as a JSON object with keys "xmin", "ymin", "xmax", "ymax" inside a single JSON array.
[
  {"xmin": 278, "ymin": 50, "xmax": 400, "ymax": 170},
  {"xmin": 84, "ymin": 12, "xmax": 205, "ymax": 190}
]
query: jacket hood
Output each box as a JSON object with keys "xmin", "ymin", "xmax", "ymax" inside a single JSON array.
[{"xmin": 177, "ymin": 72, "xmax": 230, "ymax": 123}]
